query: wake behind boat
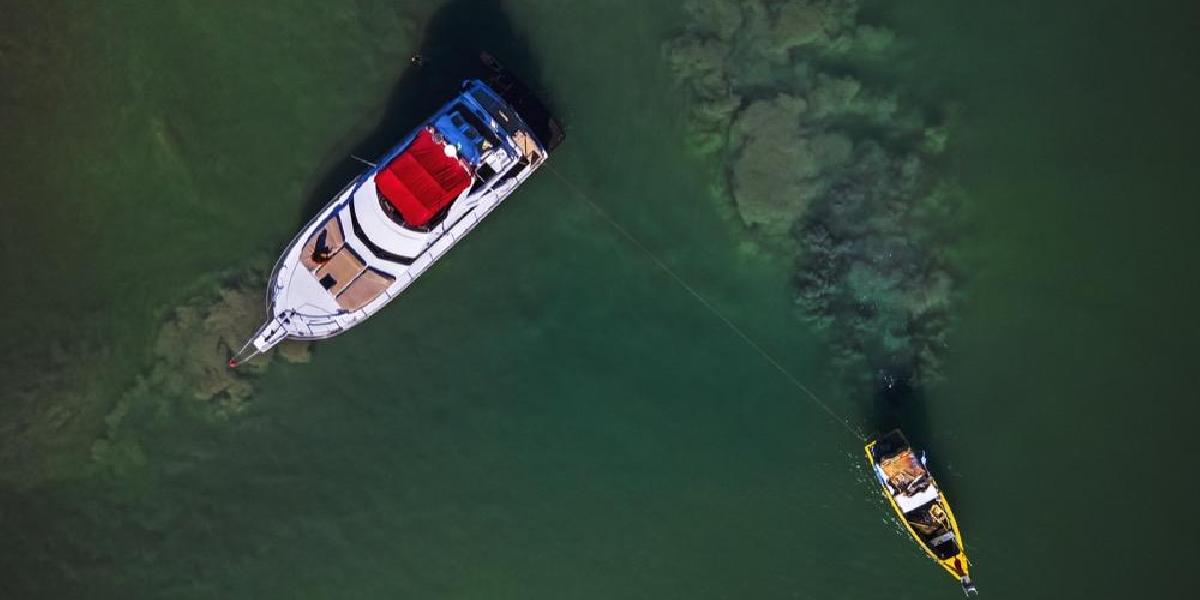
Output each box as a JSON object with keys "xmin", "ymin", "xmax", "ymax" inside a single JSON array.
[
  {"xmin": 232, "ymin": 55, "xmax": 562, "ymax": 365},
  {"xmin": 866, "ymin": 430, "xmax": 978, "ymax": 596}
]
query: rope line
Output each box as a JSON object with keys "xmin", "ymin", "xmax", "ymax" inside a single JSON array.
[{"xmin": 548, "ymin": 165, "xmax": 866, "ymax": 442}]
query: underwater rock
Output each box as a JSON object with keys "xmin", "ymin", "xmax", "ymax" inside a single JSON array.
[
  {"xmin": 728, "ymin": 95, "xmax": 854, "ymax": 231},
  {"xmin": 0, "ymin": 338, "xmax": 115, "ymax": 486},
  {"xmin": 0, "ymin": 265, "xmax": 316, "ymax": 484},
  {"xmin": 666, "ymin": 0, "xmax": 962, "ymax": 388},
  {"xmin": 89, "ymin": 265, "xmax": 315, "ymax": 474},
  {"xmin": 140, "ymin": 266, "xmax": 311, "ymax": 418},
  {"xmin": 276, "ymin": 340, "xmax": 313, "ymax": 364}
]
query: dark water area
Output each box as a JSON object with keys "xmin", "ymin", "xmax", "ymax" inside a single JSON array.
[
  {"xmin": 883, "ymin": 0, "xmax": 1200, "ymax": 596},
  {"xmin": 1, "ymin": 1, "xmax": 1197, "ymax": 598},
  {"xmin": 298, "ymin": 0, "xmax": 554, "ymax": 223}
]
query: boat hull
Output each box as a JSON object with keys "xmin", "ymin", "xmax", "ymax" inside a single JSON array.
[
  {"xmin": 251, "ymin": 164, "xmax": 522, "ymax": 350},
  {"xmin": 235, "ymin": 61, "xmax": 561, "ymax": 360},
  {"xmin": 865, "ymin": 431, "xmax": 977, "ymax": 595}
]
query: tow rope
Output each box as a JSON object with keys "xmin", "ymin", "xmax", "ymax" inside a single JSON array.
[{"xmin": 548, "ymin": 164, "xmax": 866, "ymax": 443}]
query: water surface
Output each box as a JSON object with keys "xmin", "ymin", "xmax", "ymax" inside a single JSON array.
[{"xmin": 2, "ymin": 1, "xmax": 1197, "ymax": 597}]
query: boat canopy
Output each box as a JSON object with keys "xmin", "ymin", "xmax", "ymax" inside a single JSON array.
[
  {"xmin": 880, "ymin": 449, "xmax": 927, "ymax": 493},
  {"xmin": 878, "ymin": 449, "xmax": 942, "ymax": 513},
  {"xmin": 375, "ymin": 128, "xmax": 471, "ymax": 227}
]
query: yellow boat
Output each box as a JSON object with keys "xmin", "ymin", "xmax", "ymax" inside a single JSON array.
[{"xmin": 865, "ymin": 430, "xmax": 978, "ymax": 596}]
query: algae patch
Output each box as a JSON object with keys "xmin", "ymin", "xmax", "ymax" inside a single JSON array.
[
  {"xmin": 0, "ymin": 265, "xmax": 311, "ymax": 484},
  {"xmin": 666, "ymin": 0, "xmax": 964, "ymax": 389},
  {"xmin": 91, "ymin": 265, "xmax": 311, "ymax": 475},
  {"xmin": 146, "ymin": 267, "xmax": 308, "ymax": 412}
]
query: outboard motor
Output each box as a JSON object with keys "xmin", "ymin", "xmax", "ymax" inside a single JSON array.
[{"xmin": 960, "ymin": 576, "xmax": 979, "ymax": 596}]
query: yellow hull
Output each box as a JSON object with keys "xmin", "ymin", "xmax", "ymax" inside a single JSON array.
[{"xmin": 865, "ymin": 436, "xmax": 974, "ymax": 587}]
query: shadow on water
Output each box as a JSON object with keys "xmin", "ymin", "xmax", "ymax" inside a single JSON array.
[
  {"xmin": 297, "ymin": 0, "xmax": 554, "ymax": 223},
  {"xmin": 869, "ymin": 383, "xmax": 967, "ymax": 505}
]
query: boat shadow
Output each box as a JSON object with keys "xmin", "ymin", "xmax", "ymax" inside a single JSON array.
[
  {"xmin": 297, "ymin": 0, "xmax": 552, "ymax": 224},
  {"xmin": 868, "ymin": 382, "xmax": 968, "ymax": 506}
]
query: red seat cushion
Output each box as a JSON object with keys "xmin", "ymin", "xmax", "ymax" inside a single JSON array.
[{"xmin": 375, "ymin": 129, "xmax": 471, "ymax": 226}]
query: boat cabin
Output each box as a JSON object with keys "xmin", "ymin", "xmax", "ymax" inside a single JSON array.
[{"xmin": 878, "ymin": 448, "xmax": 940, "ymax": 512}]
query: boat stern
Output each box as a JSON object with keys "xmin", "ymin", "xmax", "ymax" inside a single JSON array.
[
  {"xmin": 960, "ymin": 575, "xmax": 979, "ymax": 596},
  {"xmin": 939, "ymin": 550, "xmax": 973, "ymax": 589},
  {"xmin": 866, "ymin": 430, "xmax": 977, "ymax": 594}
]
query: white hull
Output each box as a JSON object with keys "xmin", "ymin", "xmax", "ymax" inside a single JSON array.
[{"xmin": 243, "ymin": 77, "xmax": 555, "ymax": 356}]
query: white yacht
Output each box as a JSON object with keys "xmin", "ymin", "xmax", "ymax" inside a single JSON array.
[{"xmin": 232, "ymin": 55, "xmax": 562, "ymax": 365}]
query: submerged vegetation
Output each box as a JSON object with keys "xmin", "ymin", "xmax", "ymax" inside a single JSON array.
[
  {"xmin": 665, "ymin": 0, "xmax": 962, "ymax": 389},
  {"xmin": 91, "ymin": 266, "xmax": 311, "ymax": 476},
  {"xmin": 1, "ymin": 266, "xmax": 310, "ymax": 484}
]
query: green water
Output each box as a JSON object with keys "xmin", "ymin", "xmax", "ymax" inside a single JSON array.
[{"xmin": 2, "ymin": 1, "xmax": 1197, "ymax": 597}]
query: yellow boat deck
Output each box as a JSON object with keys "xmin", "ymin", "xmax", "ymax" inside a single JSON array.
[{"xmin": 865, "ymin": 431, "xmax": 977, "ymax": 595}]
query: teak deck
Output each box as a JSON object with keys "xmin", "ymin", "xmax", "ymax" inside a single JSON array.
[{"xmin": 301, "ymin": 217, "xmax": 393, "ymax": 311}]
